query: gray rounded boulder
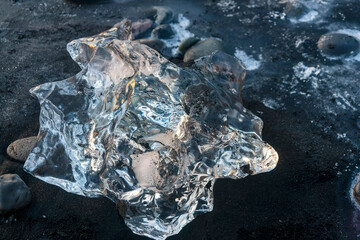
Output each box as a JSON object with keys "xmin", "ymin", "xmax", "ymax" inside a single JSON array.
[
  {"xmin": 0, "ymin": 174, "xmax": 31, "ymax": 214},
  {"xmin": 183, "ymin": 38, "xmax": 225, "ymax": 63},
  {"xmin": 152, "ymin": 24, "xmax": 174, "ymax": 39},
  {"xmin": 317, "ymin": 33, "xmax": 359, "ymax": 57},
  {"xmin": 178, "ymin": 37, "xmax": 200, "ymax": 53},
  {"xmin": 154, "ymin": 6, "xmax": 173, "ymax": 25},
  {"xmin": 284, "ymin": 1, "xmax": 308, "ymax": 18},
  {"xmin": 145, "ymin": 6, "xmax": 173, "ymax": 25}
]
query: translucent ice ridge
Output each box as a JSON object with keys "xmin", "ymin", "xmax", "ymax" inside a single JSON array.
[{"xmin": 24, "ymin": 19, "xmax": 278, "ymax": 240}]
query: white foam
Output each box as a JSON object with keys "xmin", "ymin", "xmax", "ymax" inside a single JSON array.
[
  {"xmin": 294, "ymin": 63, "xmax": 320, "ymax": 80},
  {"xmin": 234, "ymin": 49, "xmax": 262, "ymax": 71},
  {"xmin": 293, "ymin": 62, "xmax": 321, "ymax": 89},
  {"xmin": 160, "ymin": 14, "xmax": 194, "ymax": 55},
  {"xmin": 217, "ymin": 0, "xmax": 238, "ymax": 12},
  {"xmin": 295, "ymin": 37, "xmax": 309, "ymax": 48},
  {"xmin": 298, "ymin": 10, "xmax": 319, "ymax": 22},
  {"xmin": 332, "ymin": 92, "xmax": 357, "ymax": 111},
  {"xmin": 262, "ymin": 99, "xmax": 283, "ymax": 110},
  {"xmin": 269, "ymin": 11, "xmax": 286, "ymax": 20}
]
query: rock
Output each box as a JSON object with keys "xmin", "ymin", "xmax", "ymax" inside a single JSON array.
[
  {"xmin": 354, "ymin": 180, "xmax": 360, "ymax": 204},
  {"xmin": 0, "ymin": 174, "xmax": 31, "ymax": 214},
  {"xmin": 146, "ymin": 6, "xmax": 173, "ymax": 25},
  {"xmin": 178, "ymin": 37, "xmax": 200, "ymax": 53},
  {"xmin": 153, "ymin": 6, "xmax": 173, "ymax": 25},
  {"xmin": 183, "ymin": 38, "xmax": 225, "ymax": 63},
  {"xmin": 7, "ymin": 136, "xmax": 37, "ymax": 162},
  {"xmin": 152, "ymin": 24, "xmax": 174, "ymax": 39},
  {"xmin": 284, "ymin": 1, "xmax": 308, "ymax": 18},
  {"xmin": 132, "ymin": 19, "xmax": 153, "ymax": 39},
  {"xmin": 134, "ymin": 38, "xmax": 165, "ymax": 53},
  {"xmin": 159, "ymin": 47, "xmax": 173, "ymax": 60},
  {"xmin": 317, "ymin": 33, "xmax": 359, "ymax": 57}
]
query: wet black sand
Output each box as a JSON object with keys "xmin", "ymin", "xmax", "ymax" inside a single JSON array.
[{"xmin": 0, "ymin": 0, "xmax": 359, "ymax": 239}]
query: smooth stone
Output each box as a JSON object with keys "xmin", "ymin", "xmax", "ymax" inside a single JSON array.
[
  {"xmin": 0, "ymin": 174, "xmax": 31, "ymax": 214},
  {"xmin": 152, "ymin": 24, "xmax": 174, "ymax": 39},
  {"xmin": 178, "ymin": 37, "xmax": 200, "ymax": 53},
  {"xmin": 153, "ymin": 6, "xmax": 173, "ymax": 25},
  {"xmin": 134, "ymin": 39, "xmax": 165, "ymax": 53},
  {"xmin": 145, "ymin": 6, "xmax": 173, "ymax": 25},
  {"xmin": 317, "ymin": 33, "xmax": 359, "ymax": 57},
  {"xmin": 132, "ymin": 19, "xmax": 153, "ymax": 40},
  {"xmin": 284, "ymin": 1, "xmax": 308, "ymax": 18},
  {"xmin": 354, "ymin": 180, "xmax": 360, "ymax": 204},
  {"xmin": 7, "ymin": 136, "xmax": 37, "ymax": 162},
  {"xmin": 183, "ymin": 38, "xmax": 225, "ymax": 63}
]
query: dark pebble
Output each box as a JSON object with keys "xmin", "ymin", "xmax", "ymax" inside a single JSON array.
[
  {"xmin": 0, "ymin": 174, "xmax": 31, "ymax": 214},
  {"xmin": 317, "ymin": 33, "xmax": 359, "ymax": 57},
  {"xmin": 178, "ymin": 37, "xmax": 200, "ymax": 53},
  {"xmin": 183, "ymin": 38, "xmax": 225, "ymax": 62},
  {"xmin": 152, "ymin": 24, "xmax": 174, "ymax": 39},
  {"xmin": 284, "ymin": 1, "xmax": 308, "ymax": 18},
  {"xmin": 145, "ymin": 6, "xmax": 173, "ymax": 25}
]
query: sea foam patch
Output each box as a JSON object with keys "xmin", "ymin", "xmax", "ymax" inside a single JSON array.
[
  {"xmin": 297, "ymin": 10, "xmax": 319, "ymax": 22},
  {"xmin": 217, "ymin": 0, "xmax": 238, "ymax": 12},
  {"xmin": 234, "ymin": 49, "xmax": 262, "ymax": 70},
  {"xmin": 163, "ymin": 14, "xmax": 194, "ymax": 55}
]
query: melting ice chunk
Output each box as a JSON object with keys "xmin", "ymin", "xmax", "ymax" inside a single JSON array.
[{"xmin": 24, "ymin": 19, "xmax": 278, "ymax": 240}]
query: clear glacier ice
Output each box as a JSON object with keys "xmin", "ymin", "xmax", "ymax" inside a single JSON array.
[{"xmin": 23, "ymin": 19, "xmax": 278, "ymax": 240}]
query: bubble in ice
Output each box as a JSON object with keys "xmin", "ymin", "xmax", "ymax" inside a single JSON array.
[{"xmin": 23, "ymin": 19, "xmax": 278, "ymax": 240}]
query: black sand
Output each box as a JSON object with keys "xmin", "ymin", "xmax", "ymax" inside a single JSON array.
[{"xmin": 0, "ymin": 0, "xmax": 359, "ymax": 239}]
